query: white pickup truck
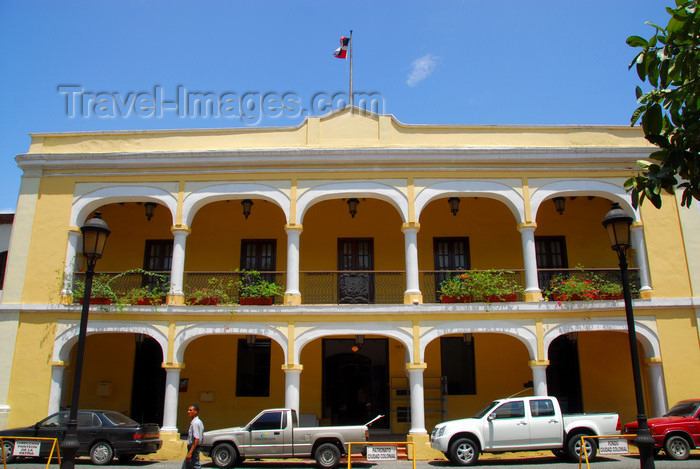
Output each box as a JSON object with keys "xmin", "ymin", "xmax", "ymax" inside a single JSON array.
[
  {"xmin": 202, "ymin": 408, "xmax": 379, "ymax": 469},
  {"xmin": 431, "ymin": 396, "xmax": 620, "ymax": 465}
]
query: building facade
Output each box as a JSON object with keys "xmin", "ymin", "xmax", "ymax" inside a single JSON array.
[{"xmin": 1, "ymin": 109, "xmax": 699, "ymax": 456}]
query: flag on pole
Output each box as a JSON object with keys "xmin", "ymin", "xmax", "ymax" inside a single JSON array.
[{"xmin": 333, "ymin": 36, "xmax": 350, "ymax": 59}]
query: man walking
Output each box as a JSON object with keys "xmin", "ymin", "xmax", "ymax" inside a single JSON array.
[{"xmin": 184, "ymin": 404, "xmax": 204, "ymax": 469}]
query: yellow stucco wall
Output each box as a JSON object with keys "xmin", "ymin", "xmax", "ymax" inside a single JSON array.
[
  {"xmin": 640, "ymin": 194, "xmax": 693, "ymax": 297},
  {"xmin": 7, "ymin": 312, "xmax": 57, "ymax": 426},
  {"xmin": 655, "ymin": 310, "xmax": 700, "ymax": 406}
]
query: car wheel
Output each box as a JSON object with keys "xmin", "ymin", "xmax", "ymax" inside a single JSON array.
[
  {"xmin": 211, "ymin": 443, "xmax": 237, "ymax": 468},
  {"xmin": 566, "ymin": 433, "xmax": 597, "ymax": 463},
  {"xmin": 315, "ymin": 443, "xmax": 341, "ymax": 469},
  {"xmin": 118, "ymin": 454, "xmax": 136, "ymax": 464},
  {"xmin": 2, "ymin": 439, "xmax": 16, "ymax": 463},
  {"xmin": 448, "ymin": 437, "xmax": 479, "ymax": 466},
  {"xmin": 665, "ymin": 435, "xmax": 690, "ymax": 460},
  {"xmin": 90, "ymin": 441, "xmax": 114, "ymax": 465}
]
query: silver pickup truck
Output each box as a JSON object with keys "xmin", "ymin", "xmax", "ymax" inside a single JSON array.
[
  {"xmin": 431, "ymin": 396, "xmax": 620, "ymax": 465},
  {"xmin": 202, "ymin": 408, "xmax": 378, "ymax": 469}
]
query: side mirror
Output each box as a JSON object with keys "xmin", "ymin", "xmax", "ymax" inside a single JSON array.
[{"xmin": 487, "ymin": 413, "xmax": 496, "ymax": 421}]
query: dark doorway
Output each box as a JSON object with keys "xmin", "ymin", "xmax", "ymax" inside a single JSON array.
[
  {"xmin": 337, "ymin": 238, "xmax": 374, "ymax": 304},
  {"xmin": 323, "ymin": 338, "xmax": 388, "ymax": 428},
  {"xmin": 546, "ymin": 334, "xmax": 582, "ymax": 414},
  {"xmin": 130, "ymin": 336, "xmax": 166, "ymax": 425},
  {"xmin": 433, "ymin": 237, "xmax": 471, "ymax": 302}
]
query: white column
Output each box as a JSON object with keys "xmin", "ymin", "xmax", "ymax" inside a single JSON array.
[
  {"xmin": 630, "ymin": 224, "xmax": 652, "ymax": 293},
  {"xmin": 402, "ymin": 225, "xmax": 421, "ymax": 297},
  {"xmin": 285, "ymin": 226, "xmax": 302, "ymax": 297},
  {"xmin": 161, "ymin": 367, "xmax": 182, "ymax": 433},
  {"xmin": 406, "ymin": 364, "xmax": 427, "ymax": 434},
  {"xmin": 518, "ymin": 225, "xmax": 541, "ymax": 294},
  {"xmin": 61, "ymin": 230, "xmax": 82, "ymax": 296},
  {"xmin": 646, "ymin": 360, "xmax": 667, "ymax": 417},
  {"xmin": 529, "ymin": 362, "xmax": 549, "ymax": 396},
  {"xmin": 48, "ymin": 364, "xmax": 67, "ymax": 415},
  {"xmin": 169, "ymin": 229, "xmax": 189, "ymax": 297},
  {"xmin": 283, "ymin": 367, "xmax": 302, "ymax": 414}
]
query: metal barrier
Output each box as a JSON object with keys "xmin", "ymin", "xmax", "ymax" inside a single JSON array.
[
  {"xmin": 0, "ymin": 436, "xmax": 61, "ymax": 469},
  {"xmin": 347, "ymin": 441, "xmax": 415, "ymax": 469},
  {"xmin": 578, "ymin": 434, "xmax": 634, "ymax": 469}
]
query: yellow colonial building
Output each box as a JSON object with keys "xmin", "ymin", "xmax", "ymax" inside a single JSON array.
[{"xmin": 1, "ymin": 109, "xmax": 699, "ymax": 457}]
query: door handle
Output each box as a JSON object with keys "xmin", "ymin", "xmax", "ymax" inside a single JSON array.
[
  {"xmin": 548, "ymin": 419, "xmax": 559, "ymax": 424},
  {"xmin": 274, "ymin": 432, "xmax": 280, "ymax": 435},
  {"xmin": 517, "ymin": 421, "xmax": 528, "ymax": 426}
]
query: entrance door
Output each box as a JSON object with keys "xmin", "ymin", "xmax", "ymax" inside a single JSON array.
[
  {"xmin": 546, "ymin": 335, "xmax": 582, "ymax": 413},
  {"xmin": 434, "ymin": 237, "xmax": 471, "ymax": 301},
  {"xmin": 130, "ymin": 336, "xmax": 166, "ymax": 425},
  {"xmin": 323, "ymin": 338, "xmax": 388, "ymax": 428},
  {"xmin": 337, "ymin": 238, "xmax": 374, "ymax": 304}
]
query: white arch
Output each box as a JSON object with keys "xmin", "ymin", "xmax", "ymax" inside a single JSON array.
[
  {"xmin": 530, "ymin": 180, "xmax": 640, "ymax": 222},
  {"xmin": 71, "ymin": 186, "xmax": 178, "ymax": 226},
  {"xmin": 53, "ymin": 321, "xmax": 168, "ymax": 362},
  {"xmin": 294, "ymin": 324, "xmax": 413, "ymax": 364},
  {"xmin": 414, "ymin": 181, "xmax": 525, "ymax": 224},
  {"xmin": 420, "ymin": 321, "xmax": 537, "ymax": 362},
  {"xmin": 543, "ymin": 319, "xmax": 661, "ymax": 360},
  {"xmin": 182, "ymin": 183, "xmax": 291, "ymax": 226},
  {"xmin": 296, "ymin": 182, "xmax": 409, "ymax": 224},
  {"xmin": 174, "ymin": 323, "xmax": 288, "ymax": 363}
]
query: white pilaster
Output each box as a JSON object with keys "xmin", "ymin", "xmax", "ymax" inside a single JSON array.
[
  {"xmin": 402, "ymin": 226, "xmax": 421, "ymax": 296},
  {"xmin": 285, "ymin": 227, "xmax": 302, "ymax": 296},
  {"xmin": 61, "ymin": 230, "xmax": 81, "ymax": 296},
  {"xmin": 48, "ymin": 364, "xmax": 67, "ymax": 415},
  {"xmin": 518, "ymin": 225, "xmax": 541, "ymax": 294},
  {"xmin": 283, "ymin": 367, "xmax": 302, "ymax": 414},
  {"xmin": 646, "ymin": 360, "xmax": 667, "ymax": 417},
  {"xmin": 630, "ymin": 225, "xmax": 652, "ymax": 293},
  {"xmin": 169, "ymin": 229, "xmax": 189, "ymax": 297},
  {"xmin": 406, "ymin": 364, "xmax": 427, "ymax": 435},
  {"xmin": 161, "ymin": 367, "xmax": 182, "ymax": 433},
  {"xmin": 529, "ymin": 362, "xmax": 549, "ymax": 396}
]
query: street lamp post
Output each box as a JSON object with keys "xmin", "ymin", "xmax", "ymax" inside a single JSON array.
[
  {"xmin": 602, "ymin": 203, "xmax": 655, "ymax": 469},
  {"xmin": 61, "ymin": 212, "xmax": 110, "ymax": 469}
]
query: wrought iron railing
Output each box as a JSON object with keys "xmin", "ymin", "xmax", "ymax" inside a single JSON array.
[{"xmin": 73, "ymin": 267, "xmax": 640, "ymax": 305}]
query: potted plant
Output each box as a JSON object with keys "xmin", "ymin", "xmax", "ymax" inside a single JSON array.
[
  {"xmin": 237, "ymin": 270, "xmax": 284, "ymax": 305},
  {"xmin": 596, "ymin": 277, "xmax": 624, "ymax": 300},
  {"xmin": 121, "ymin": 285, "xmax": 167, "ymax": 305},
  {"xmin": 72, "ymin": 273, "xmax": 117, "ymax": 304},
  {"xmin": 546, "ymin": 268, "xmax": 601, "ymax": 301},
  {"xmin": 468, "ymin": 269, "xmax": 524, "ymax": 302},
  {"xmin": 185, "ymin": 277, "xmax": 233, "ymax": 305},
  {"xmin": 439, "ymin": 272, "xmax": 473, "ymax": 303}
]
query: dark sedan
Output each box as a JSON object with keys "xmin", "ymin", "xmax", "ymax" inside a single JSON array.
[{"xmin": 0, "ymin": 410, "xmax": 162, "ymax": 465}]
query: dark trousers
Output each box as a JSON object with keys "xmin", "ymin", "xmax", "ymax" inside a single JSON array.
[{"xmin": 182, "ymin": 444, "xmax": 200, "ymax": 469}]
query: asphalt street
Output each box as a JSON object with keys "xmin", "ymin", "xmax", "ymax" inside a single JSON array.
[{"xmin": 3, "ymin": 453, "xmax": 700, "ymax": 469}]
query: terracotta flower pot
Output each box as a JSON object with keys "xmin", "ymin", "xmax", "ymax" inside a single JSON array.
[
  {"xmin": 188, "ymin": 297, "xmax": 219, "ymax": 306},
  {"xmin": 239, "ymin": 297, "xmax": 274, "ymax": 305},
  {"xmin": 441, "ymin": 295, "xmax": 473, "ymax": 303},
  {"xmin": 76, "ymin": 297, "xmax": 112, "ymax": 305},
  {"xmin": 482, "ymin": 293, "xmax": 518, "ymax": 302},
  {"xmin": 601, "ymin": 293, "xmax": 623, "ymax": 300}
]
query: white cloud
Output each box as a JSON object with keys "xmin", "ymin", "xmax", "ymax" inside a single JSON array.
[{"xmin": 406, "ymin": 54, "xmax": 439, "ymax": 87}]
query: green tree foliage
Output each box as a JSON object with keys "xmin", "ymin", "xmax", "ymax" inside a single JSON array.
[{"xmin": 626, "ymin": 0, "xmax": 700, "ymax": 208}]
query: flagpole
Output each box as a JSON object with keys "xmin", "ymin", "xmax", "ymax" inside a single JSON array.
[{"xmin": 349, "ymin": 30, "xmax": 354, "ymax": 114}]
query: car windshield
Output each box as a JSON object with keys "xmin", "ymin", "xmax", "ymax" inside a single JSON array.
[
  {"xmin": 473, "ymin": 401, "xmax": 499, "ymax": 419},
  {"xmin": 665, "ymin": 401, "xmax": 700, "ymax": 418},
  {"xmin": 101, "ymin": 411, "xmax": 138, "ymax": 425}
]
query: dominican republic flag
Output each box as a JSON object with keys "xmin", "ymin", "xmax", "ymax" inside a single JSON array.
[{"xmin": 333, "ymin": 36, "xmax": 350, "ymax": 58}]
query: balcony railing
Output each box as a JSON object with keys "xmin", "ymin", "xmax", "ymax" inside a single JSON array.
[{"xmin": 73, "ymin": 267, "xmax": 640, "ymax": 305}]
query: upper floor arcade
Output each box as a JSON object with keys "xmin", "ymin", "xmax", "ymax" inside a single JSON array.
[{"xmin": 5, "ymin": 110, "xmax": 695, "ymax": 308}]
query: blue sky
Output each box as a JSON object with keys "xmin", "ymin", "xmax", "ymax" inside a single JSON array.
[{"xmin": 0, "ymin": 1, "xmax": 669, "ymax": 213}]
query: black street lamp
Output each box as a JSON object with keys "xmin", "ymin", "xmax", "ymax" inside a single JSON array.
[
  {"xmin": 602, "ymin": 203, "xmax": 655, "ymax": 469},
  {"xmin": 61, "ymin": 212, "xmax": 110, "ymax": 469}
]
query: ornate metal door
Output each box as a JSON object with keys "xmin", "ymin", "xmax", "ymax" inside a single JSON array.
[{"xmin": 337, "ymin": 238, "xmax": 374, "ymax": 304}]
